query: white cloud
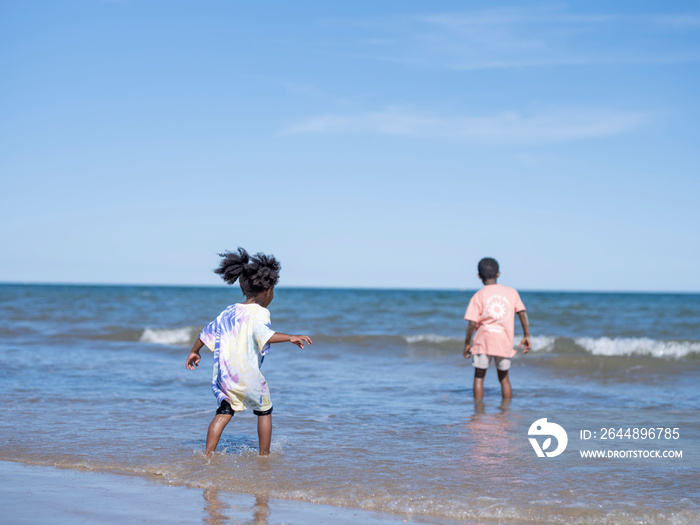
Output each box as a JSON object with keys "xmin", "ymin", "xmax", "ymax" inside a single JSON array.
[
  {"xmin": 650, "ymin": 14, "xmax": 700, "ymax": 28},
  {"xmin": 342, "ymin": 6, "xmax": 700, "ymax": 70},
  {"xmin": 283, "ymin": 107, "xmax": 649, "ymax": 143}
]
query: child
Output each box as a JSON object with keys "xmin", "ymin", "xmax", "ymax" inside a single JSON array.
[
  {"xmin": 463, "ymin": 257, "xmax": 531, "ymax": 400},
  {"xmin": 186, "ymin": 248, "xmax": 312, "ymax": 457}
]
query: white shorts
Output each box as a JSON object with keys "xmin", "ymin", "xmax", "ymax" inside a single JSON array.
[{"xmin": 472, "ymin": 354, "xmax": 511, "ymax": 371}]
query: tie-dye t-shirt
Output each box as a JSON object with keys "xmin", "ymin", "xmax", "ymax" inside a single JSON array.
[
  {"xmin": 199, "ymin": 303, "xmax": 276, "ymax": 413},
  {"xmin": 464, "ymin": 284, "xmax": 526, "ymax": 358}
]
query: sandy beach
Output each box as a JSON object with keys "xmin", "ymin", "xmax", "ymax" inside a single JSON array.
[{"xmin": 1, "ymin": 461, "xmax": 471, "ymax": 525}]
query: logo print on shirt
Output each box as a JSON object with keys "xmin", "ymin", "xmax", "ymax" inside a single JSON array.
[{"xmin": 485, "ymin": 295, "xmax": 510, "ymax": 320}]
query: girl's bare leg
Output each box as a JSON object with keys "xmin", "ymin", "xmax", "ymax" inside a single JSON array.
[
  {"xmin": 498, "ymin": 370, "xmax": 512, "ymax": 399},
  {"xmin": 205, "ymin": 414, "xmax": 232, "ymax": 457},
  {"xmin": 257, "ymin": 414, "xmax": 272, "ymax": 455}
]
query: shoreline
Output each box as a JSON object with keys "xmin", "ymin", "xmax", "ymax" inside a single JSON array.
[{"xmin": 0, "ymin": 460, "xmax": 473, "ymax": 525}]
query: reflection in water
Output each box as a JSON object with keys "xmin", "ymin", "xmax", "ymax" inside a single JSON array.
[
  {"xmin": 461, "ymin": 398, "xmax": 518, "ymax": 481},
  {"xmin": 203, "ymin": 489, "xmax": 227, "ymax": 525},
  {"xmin": 203, "ymin": 489, "xmax": 270, "ymax": 525},
  {"xmin": 252, "ymin": 495, "xmax": 270, "ymax": 525}
]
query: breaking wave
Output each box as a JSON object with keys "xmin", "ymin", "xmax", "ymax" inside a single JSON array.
[
  {"xmin": 135, "ymin": 326, "xmax": 699, "ymax": 360},
  {"xmin": 140, "ymin": 327, "xmax": 198, "ymax": 346},
  {"xmin": 404, "ymin": 334, "xmax": 455, "ymax": 344},
  {"xmin": 402, "ymin": 333, "xmax": 697, "ymax": 360},
  {"xmin": 574, "ymin": 337, "xmax": 700, "ymax": 360}
]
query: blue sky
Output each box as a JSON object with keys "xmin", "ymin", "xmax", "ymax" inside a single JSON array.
[{"xmin": 1, "ymin": 1, "xmax": 699, "ymax": 291}]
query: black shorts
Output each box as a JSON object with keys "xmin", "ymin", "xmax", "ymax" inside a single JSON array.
[{"xmin": 216, "ymin": 400, "xmax": 273, "ymax": 416}]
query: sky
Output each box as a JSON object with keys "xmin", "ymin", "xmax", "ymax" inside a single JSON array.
[{"xmin": 1, "ymin": 0, "xmax": 699, "ymax": 291}]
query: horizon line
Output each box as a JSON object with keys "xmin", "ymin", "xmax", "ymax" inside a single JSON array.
[{"xmin": 1, "ymin": 280, "xmax": 698, "ymax": 295}]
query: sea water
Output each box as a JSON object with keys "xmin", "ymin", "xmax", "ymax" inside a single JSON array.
[{"xmin": 0, "ymin": 284, "xmax": 698, "ymax": 524}]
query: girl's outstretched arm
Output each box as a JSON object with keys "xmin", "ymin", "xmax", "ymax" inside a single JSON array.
[
  {"xmin": 186, "ymin": 338, "xmax": 205, "ymax": 369},
  {"xmin": 269, "ymin": 332, "xmax": 312, "ymax": 349}
]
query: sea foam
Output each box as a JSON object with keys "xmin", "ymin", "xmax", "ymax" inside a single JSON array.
[
  {"xmin": 140, "ymin": 327, "xmax": 195, "ymax": 346},
  {"xmin": 575, "ymin": 337, "xmax": 700, "ymax": 359},
  {"xmin": 403, "ymin": 333, "xmax": 556, "ymax": 352},
  {"xmin": 530, "ymin": 335, "xmax": 557, "ymax": 351},
  {"xmin": 404, "ymin": 334, "xmax": 455, "ymax": 344}
]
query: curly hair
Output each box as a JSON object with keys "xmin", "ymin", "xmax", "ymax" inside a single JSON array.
[
  {"xmin": 477, "ymin": 257, "xmax": 499, "ymax": 280},
  {"xmin": 214, "ymin": 247, "xmax": 281, "ymax": 297}
]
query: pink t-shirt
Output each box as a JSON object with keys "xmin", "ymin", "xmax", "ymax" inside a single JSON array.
[{"xmin": 464, "ymin": 284, "xmax": 526, "ymax": 358}]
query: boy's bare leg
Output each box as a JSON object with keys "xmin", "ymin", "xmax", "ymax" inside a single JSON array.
[
  {"xmin": 257, "ymin": 414, "xmax": 272, "ymax": 455},
  {"xmin": 473, "ymin": 377, "xmax": 484, "ymax": 400},
  {"xmin": 473, "ymin": 368, "xmax": 486, "ymax": 401},
  {"xmin": 205, "ymin": 414, "xmax": 232, "ymax": 457},
  {"xmin": 498, "ymin": 370, "xmax": 512, "ymax": 399}
]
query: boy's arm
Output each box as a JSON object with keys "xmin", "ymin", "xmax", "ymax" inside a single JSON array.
[
  {"xmin": 517, "ymin": 311, "xmax": 531, "ymax": 354},
  {"xmin": 269, "ymin": 332, "xmax": 313, "ymax": 349},
  {"xmin": 463, "ymin": 321, "xmax": 477, "ymax": 358},
  {"xmin": 186, "ymin": 338, "xmax": 205, "ymax": 370}
]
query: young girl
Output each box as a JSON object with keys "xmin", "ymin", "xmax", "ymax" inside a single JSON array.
[{"xmin": 186, "ymin": 248, "xmax": 312, "ymax": 456}]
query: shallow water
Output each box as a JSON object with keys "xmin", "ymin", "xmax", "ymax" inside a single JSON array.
[{"xmin": 0, "ymin": 284, "xmax": 698, "ymax": 523}]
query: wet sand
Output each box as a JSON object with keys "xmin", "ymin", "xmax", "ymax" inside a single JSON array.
[{"xmin": 0, "ymin": 461, "xmax": 471, "ymax": 525}]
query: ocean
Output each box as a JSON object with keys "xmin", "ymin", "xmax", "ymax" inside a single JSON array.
[{"xmin": 0, "ymin": 284, "xmax": 698, "ymax": 524}]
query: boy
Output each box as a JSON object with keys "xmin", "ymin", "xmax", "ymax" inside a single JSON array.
[{"xmin": 463, "ymin": 257, "xmax": 531, "ymax": 400}]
